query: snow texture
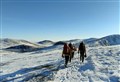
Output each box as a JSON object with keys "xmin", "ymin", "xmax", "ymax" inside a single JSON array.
[
  {"xmin": 0, "ymin": 34, "xmax": 120, "ymax": 82},
  {"xmin": 0, "ymin": 45, "xmax": 120, "ymax": 82}
]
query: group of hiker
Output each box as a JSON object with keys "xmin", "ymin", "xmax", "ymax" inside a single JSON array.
[{"xmin": 62, "ymin": 42, "xmax": 86, "ymax": 67}]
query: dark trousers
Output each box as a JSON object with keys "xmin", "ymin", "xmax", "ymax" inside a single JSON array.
[
  {"xmin": 69, "ymin": 52, "xmax": 74, "ymax": 62},
  {"xmin": 80, "ymin": 52, "xmax": 84, "ymax": 62},
  {"xmin": 71, "ymin": 52, "xmax": 74, "ymax": 58},
  {"xmin": 69, "ymin": 54, "xmax": 72, "ymax": 62},
  {"xmin": 65, "ymin": 56, "xmax": 69, "ymax": 66}
]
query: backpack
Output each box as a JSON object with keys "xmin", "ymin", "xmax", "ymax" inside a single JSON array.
[
  {"xmin": 63, "ymin": 43, "xmax": 70, "ymax": 54},
  {"xmin": 79, "ymin": 42, "xmax": 85, "ymax": 52},
  {"xmin": 69, "ymin": 43, "xmax": 73, "ymax": 49}
]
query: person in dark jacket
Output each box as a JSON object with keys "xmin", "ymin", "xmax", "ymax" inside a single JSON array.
[{"xmin": 78, "ymin": 41, "xmax": 86, "ymax": 62}]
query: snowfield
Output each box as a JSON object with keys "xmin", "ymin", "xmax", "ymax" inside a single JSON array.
[
  {"xmin": 0, "ymin": 45, "xmax": 120, "ymax": 82},
  {"xmin": 53, "ymin": 45, "xmax": 120, "ymax": 82}
]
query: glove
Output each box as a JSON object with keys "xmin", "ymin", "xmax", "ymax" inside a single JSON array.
[
  {"xmin": 62, "ymin": 54, "xmax": 64, "ymax": 58},
  {"xmin": 84, "ymin": 53, "xmax": 87, "ymax": 57}
]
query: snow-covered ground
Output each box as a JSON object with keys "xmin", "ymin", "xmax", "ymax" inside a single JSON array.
[
  {"xmin": 53, "ymin": 45, "xmax": 120, "ymax": 82},
  {"xmin": 0, "ymin": 45, "xmax": 120, "ymax": 82}
]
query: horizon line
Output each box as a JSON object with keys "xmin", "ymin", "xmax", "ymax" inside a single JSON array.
[{"xmin": 1, "ymin": 34, "xmax": 120, "ymax": 42}]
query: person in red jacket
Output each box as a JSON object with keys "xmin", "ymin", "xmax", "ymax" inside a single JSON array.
[{"xmin": 62, "ymin": 43, "xmax": 71, "ymax": 67}]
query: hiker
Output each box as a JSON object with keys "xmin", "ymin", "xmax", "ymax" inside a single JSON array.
[
  {"xmin": 78, "ymin": 41, "xmax": 86, "ymax": 62},
  {"xmin": 71, "ymin": 44, "xmax": 76, "ymax": 58},
  {"xmin": 62, "ymin": 43, "xmax": 71, "ymax": 67},
  {"xmin": 68, "ymin": 43, "xmax": 76, "ymax": 62}
]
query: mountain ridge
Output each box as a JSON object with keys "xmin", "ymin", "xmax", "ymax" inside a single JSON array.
[{"xmin": 1, "ymin": 34, "xmax": 120, "ymax": 49}]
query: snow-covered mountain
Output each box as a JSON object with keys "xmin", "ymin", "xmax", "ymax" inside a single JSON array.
[
  {"xmin": 5, "ymin": 44, "xmax": 39, "ymax": 52},
  {"xmin": 65, "ymin": 39, "xmax": 82, "ymax": 44},
  {"xmin": 38, "ymin": 40, "xmax": 54, "ymax": 47},
  {"xmin": 74, "ymin": 34, "xmax": 120, "ymax": 47},
  {"xmin": 1, "ymin": 34, "xmax": 120, "ymax": 52},
  {"xmin": 99, "ymin": 34, "xmax": 120, "ymax": 45},
  {"xmin": 53, "ymin": 39, "xmax": 81, "ymax": 46},
  {"xmin": 0, "ymin": 38, "xmax": 42, "ymax": 48},
  {"xmin": 54, "ymin": 41, "xmax": 65, "ymax": 45},
  {"xmin": 84, "ymin": 34, "xmax": 120, "ymax": 47}
]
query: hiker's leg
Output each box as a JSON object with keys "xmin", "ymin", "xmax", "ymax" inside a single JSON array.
[
  {"xmin": 80, "ymin": 55, "xmax": 82, "ymax": 61},
  {"xmin": 69, "ymin": 54, "xmax": 71, "ymax": 62},
  {"xmin": 71, "ymin": 52, "xmax": 74, "ymax": 59},
  {"xmin": 82, "ymin": 55, "xmax": 84, "ymax": 62},
  {"xmin": 65, "ymin": 56, "xmax": 67, "ymax": 66},
  {"xmin": 66, "ymin": 56, "xmax": 69, "ymax": 65},
  {"xmin": 72, "ymin": 52, "xmax": 74, "ymax": 58},
  {"xmin": 65, "ymin": 56, "xmax": 69, "ymax": 67},
  {"xmin": 80, "ymin": 52, "xmax": 83, "ymax": 61}
]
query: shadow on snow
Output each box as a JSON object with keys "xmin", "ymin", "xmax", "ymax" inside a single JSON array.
[{"xmin": 0, "ymin": 59, "xmax": 64, "ymax": 82}]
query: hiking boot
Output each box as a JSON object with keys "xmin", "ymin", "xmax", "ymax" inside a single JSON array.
[{"xmin": 65, "ymin": 65, "xmax": 67, "ymax": 68}]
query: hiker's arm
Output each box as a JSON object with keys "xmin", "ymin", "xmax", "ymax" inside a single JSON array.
[
  {"xmin": 84, "ymin": 45, "xmax": 87, "ymax": 56},
  {"xmin": 78, "ymin": 48, "xmax": 80, "ymax": 54},
  {"xmin": 62, "ymin": 51, "xmax": 64, "ymax": 58},
  {"xmin": 62, "ymin": 54, "xmax": 64, "ymax": 58},
  {"xmin": 78, "ymin": 45, "xmax": 80, "ymax": 54}
]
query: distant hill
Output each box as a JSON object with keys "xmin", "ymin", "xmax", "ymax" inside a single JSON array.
[
  {"xmin": 1, "ymin": 34, "xmax": 120, "ymax": 52},
  {"xmin": 53, "ymin": 39, "xmax": 82, "ymax": 46},
  {"xmin": 53, "ymin": 34, "xmax": 120, "ymax": 47},
  {"xmin": 84, "ymin": 34, "xmax": 120, "ymax": 47},
  {"xmin": 5, "ymin": 44, "xmax": 38, "ymax": 52},
  {"xmin": 73, "ymin": 34, "xmax": 120, "ymax": 47},
  {"xmin": 38, "ymin": 40, "xmax": 54, "ymax": 44},
  {"xmin": 99, "ymin": 34, "xmax": 120, "ymax": 45},
  {"xmin": 65, "ymin": 39, "xmax": 82, "ymax": 44},
  {"xmin": 54, "ymin": 41, "xmax": 65, "ymax": 45},
  {"xmin": 0, "ymin": 38, "xmax": 42, "ymax": 48},
  {"xmin": 38, "ymin": 40, "xmax": 54, "ymax": 46}
]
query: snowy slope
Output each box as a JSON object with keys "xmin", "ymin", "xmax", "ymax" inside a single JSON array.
[
  {"xmin": 54, "ymin": 34, "xmax": 120, "ymax": 47},
  {"xmin": 0, "ymin": 38, "xmax": 42, "ymax": 48},
  {"xmin": 5, "ymin": 44, "xmax": 39, "ymax": 52},
  {"xmin": 0, "ymin": 45, "xmax": 120, "ymax": 82},
  {"xmin": 74, "ymin": 34, "xmax": 120, "ymax": 47},
  {"xmin": 52, "ymin": 45, "xmax": 120, "ymax": 82},
  {"xmin": 1, "ymin": 34, "xmax": 120, "ymax": 50},
  {"xmin": 98, "ymin": 34, "xmax": 120, "ymax": 45},
  {"xmin": 54, "ymin": 41, "xmax": 65, "ymax": 46},
  {"xmin": 38, "ymin": 40, "xmax": 54, "ymax": 47},
  {"xmin": 65, "ymin": 39, "xmax": 82, "ymax": 44},
  {"xmin": 85, "ymin": 34, "xmax": 120, "ymax": 47}
]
